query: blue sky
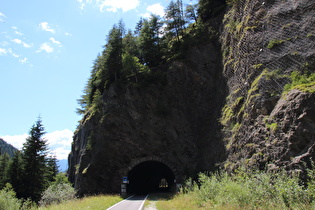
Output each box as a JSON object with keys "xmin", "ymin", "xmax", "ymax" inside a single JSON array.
[{"xmin": 0, "ymin": 0, "xmax": 197, "ymax": 160}]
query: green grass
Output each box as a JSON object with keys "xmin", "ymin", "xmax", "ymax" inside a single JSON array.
[
  {"xmin": 283, "ymin": 71, "xmax": 315, "ymax": 94},
  {"xmin": 156, "ymin": 170, "xmax": 315, "ymax": 209},
  {"xmin": 39, "ymin": 195, "xmax": 122, "ymax": 210},
  {"xmin": 267, "ymin": 39, "xmax": 284, "ymax": 49},
  {"xmin": 266, "ymin": 122, "xmax": 278, "ymax": 132}
]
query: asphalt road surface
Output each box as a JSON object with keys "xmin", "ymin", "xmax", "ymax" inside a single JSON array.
[{"xmin": 107, "ymin": 195, "xmax": 148, "ymax": 210}]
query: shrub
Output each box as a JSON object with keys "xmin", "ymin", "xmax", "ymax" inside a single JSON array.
[
  {"xmin": 39, "ymin": 173, "xmax": 76, "ymax": 206},
  {"xmin": 283, "ymin": 71, "xmax": 315, "ymax": 94},
  {"xmin": 39, "ymin": 183, "xmax": 76, "ymax": 206},
  {"xmin": 179, "ymin": 169, "xmax": 315, "ymax": 209},
  {"xmin": 0, "ymin": 183, "xmax": 21, "ymax": 210}
]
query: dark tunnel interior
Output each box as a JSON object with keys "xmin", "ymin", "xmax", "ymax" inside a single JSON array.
[{"xmin": 127, "ymin": 161, "xmax": 175, "ymax": 194}]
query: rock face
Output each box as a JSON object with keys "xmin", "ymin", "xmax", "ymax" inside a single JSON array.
[
  {"xmin": 221, "ymin": 0, "xmax": 315, "ymax": 171},
  {"xmin": 68, "ymin": 42, "xmax": 227, "ymax": 195},
  {"xmin": 68, "ymin": 0, "xmax": 315, "ymax": 195}
]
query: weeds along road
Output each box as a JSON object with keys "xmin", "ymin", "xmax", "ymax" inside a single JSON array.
[{"xmin": 107, "ymin": 195, "xmax": 148, "ymax": 210}]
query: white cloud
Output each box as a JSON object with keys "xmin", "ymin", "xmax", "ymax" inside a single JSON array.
[
  {"xmin": 22, "ymin": 42, "xmax": 32, "ymax": 48},
  {"xmin": 65, "ymin": 32, "xmax": 72, "ymax": 36},
  {"xmin": 12, "ymin": 38, "xmax": 22, "ymax": 44},
  {"xmin": 0, "ymin": 12, "xmax": 6, "ymax": 22},
  {"xmin": 12, "ymin": 38, "xmax": 33, "ymax": 48},
  {"xmin": 0, "ymin": 48, "xmax": 7, "ymax": 55},
  {"xmin": 142, "ymin": 3, "xmax": 165, "ymax": 18},
  {"xmin": 96, "ymin": 0, "xmax": 140, "ymax": 12},
  {"xmin": 15, "ymin": 31, "xmax": 23, "ymax": 36},
  {"xmin": 19, "ymin": 57, "xmax": 28, "ymax": 64},
  {"xmin": 37, "ymin": 43, "xmax": 54, "ymax": 53},
  {"xmin": 9, "ymin": 49, "xmax": 20, "ymax": 57},
  {"xmin": 39, "ymin": 22, "xmax": 56, "ymax": 33},
  {"xmin": 0, "ymin": 48, "xmax": 20, "ymax": 57},
  {"xmin": 0, "ymin": 129, "xmax": 73, "ymax": 160},
  {"xmin": 45, "ymin": 129, "xmax": 73, "ymax": 160},
  {"xmin": 0, "ymin": 134, "xmax": 28, "ymax": 150},
  {"xmin": 12, "ymin": 26, "xmax": 23, "ymax": 35},
  {"xmin": 49, "ymin": 37, "xmax": 61, "ymax": 46}
]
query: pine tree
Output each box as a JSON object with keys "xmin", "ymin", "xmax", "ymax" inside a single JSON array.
[
  {"xmin": 0, "ymin": 153, "xmax": 10, "ymax": 189},
  {"xmin": 165, "ymin": 0, "xmax": 186, "ymax": 42},
  {"xmin": 7, "ymin": 151, "xmax": 23, "ymax": 198},
  {"xmin": 139, "ymin": 15, "xmax": 163, "ymax": 67},
  {"xmin": 103, "ymin": 24, "xmax": 124, "ymax": 83},
  {"xmin": 46, "ymin": 154, "xmax": 59, "ymax": 183},
  {"xmin": 20, "ymin": 117, "xmax": 50, "ymax": 202},
  {"xmin": 185, "ymin": 4, "xmax": 198, "ymax": 23}
]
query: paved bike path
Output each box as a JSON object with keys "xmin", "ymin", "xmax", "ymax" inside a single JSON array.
[{"xmin": 107, "ymin": 195, "xmax": 148, "ymax": 210}]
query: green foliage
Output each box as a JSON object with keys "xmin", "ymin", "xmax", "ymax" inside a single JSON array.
[
  {"xmin": 139, "ymin": 15, "xmax": 163, "ymax": 67},
  {"xmin": 267, "ymin": 39, "xmax": 285, "ymax": 49},
  {"xmin": 18, "ymin": 118, "xmax": 59, "ymax": 203},
  {"xmin": 165, "ymin": 0, "xmax": 185, "ymax": 42},
  {"xmin": 252, "ymin": 63, "xmax": 263, "ymax": 69},
  {"xmin": 39, "ymin": 195, "xmax": 122, "ymax": 210},
  {"xmin": 39, "ymin": 180, "xmax": 76, "ymax": 206},
  {"xmin": 266, "ymin": 122, "xmax": 278, "ymax": 132},
  {"xmin": 0, "ymin": 153, "xmax": 10, "ymax": 189},
  {"xmin": 122, "ymin": 53, "xmax": 149, "ymax": 81},
  {"xmin": 176, "ymin": 169, "xmax": 315, "ymax": 209},
  {"xmin": 220, "ymin": 105, "xmax": 233, "ymax": 126},
  {"xmin": 0, "ymin": 183, "xmax": 21, "ymax": 210},
  {"xmin": 76, "ymin": 0, "xmax": 220, "ymax": 116},
  {"xmin": 283, "ymin": 70, "xmax": 315, "ymax": 94},
  {"xmin": 7, "ymin": 151, "xmax": 23, "ymax": 198}
]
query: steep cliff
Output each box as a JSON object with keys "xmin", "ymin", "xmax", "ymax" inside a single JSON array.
[
  {"xmin": 221, "ymin": 0, "xmax": 315, "ymax": 171},
  {"xmin": 68, "ymin": 0, "xmax": 315, "ymax": 195},
  {"xmin": 68, "ymin": 41, "xmax": 227, "ymax": 194}
]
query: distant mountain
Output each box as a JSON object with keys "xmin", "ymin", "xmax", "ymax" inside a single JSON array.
[{"xmin": 0, "ymin": 138, "xmax": 18, "ymax": 157}]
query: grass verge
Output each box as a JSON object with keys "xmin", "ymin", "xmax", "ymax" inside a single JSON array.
[{"xmin": 39, "ymin": 195, "xmax": 122, "ymax": 210}]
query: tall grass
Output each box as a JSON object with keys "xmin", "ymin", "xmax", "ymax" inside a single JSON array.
[
  {"xmin": 158, "ymin": 169, "xmax": 315, "ymax": 209},
  {"xmin": 39, "ymin": 195, "xmax": 122, "ymax": 210}
]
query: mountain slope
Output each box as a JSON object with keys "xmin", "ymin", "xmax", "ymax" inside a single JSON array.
[{"xmin": 0, "ymin": 138, "xmax": 18, "ymax": 157}]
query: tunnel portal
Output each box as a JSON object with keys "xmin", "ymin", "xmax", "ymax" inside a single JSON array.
[{"xmin": 127, "ymin": 161, "xmax": 176, "ymax": 194}]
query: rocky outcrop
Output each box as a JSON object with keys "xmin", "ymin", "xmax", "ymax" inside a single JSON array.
[
  {"xmin": 69, "ymin": 0, "xmax": 315, "ymax": 195},
  {"xmin": 221, "ymin": 0, "xmax": 315, "ymax": 170},
  {"xmin": 68, "ymin": 41, "xmax": 227, "ymax": 195}
]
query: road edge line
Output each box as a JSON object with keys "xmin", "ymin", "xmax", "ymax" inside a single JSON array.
[
  {"xmin": 107, "ymin": 195, "xmax": 134, "ymax": 210},
  {"xmin": 138, "ymin": 194, "xmax": 149, "ymax": 210}
]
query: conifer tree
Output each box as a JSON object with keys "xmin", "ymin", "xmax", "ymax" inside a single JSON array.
[
  {"xmin": 7, "ymin": 151, "xmax": 23, "ymax": 198},
  {"xmin": 46, "ymin": 154, "xmax": 59, "ymax": 182},
  {"xmin": 103, "ymin": 24, "xmax": 124, "ymax": 83},
  {"xmin": 0, "ymin": 153, "xmax": 10, "ymax": 189},
  {"xmin": 139, "ymin": 15, "xmax": 163, "ymax": 67},
  {"xmin": 20, "ymin": 117, "xmax": 51, "ymax": 202},
  {"xmin": 165, "ymin": 0, "xmax": 186, "ymax": 42}
]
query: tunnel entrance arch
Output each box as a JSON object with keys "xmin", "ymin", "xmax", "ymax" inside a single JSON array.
[{"xmin": 127, "ymin": 161, "xmax": 176, "ymax": 194}]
